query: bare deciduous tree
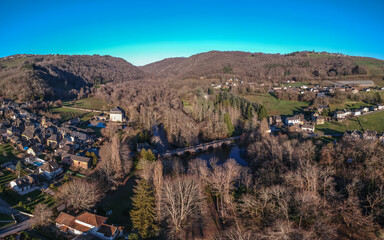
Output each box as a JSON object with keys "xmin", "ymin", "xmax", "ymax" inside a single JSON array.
[
  {"xmin": 33, "ymin": 203, "xmax": 53, "ymax": 226},
  {"xmin": 161, "ymin": 176, "xmax": 204, "ymax": 236},
  {"xmin": 56, "ymin": 179, "xmax": 100, "ymax": 210}
]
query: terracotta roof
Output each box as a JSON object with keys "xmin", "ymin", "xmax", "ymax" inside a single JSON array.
[
  {"xmin": 76, "ymin": 212, "xmax": 107, "ymax": 228},
  {"xmin": 97, "ymin": 224, "xmax": 118, "ymax": 237},
  {"xmin": 72, "ymin": 222, "xmax": 92, "ymax": 232},
  {"xmin": 56, "ymin": 212, "xmax": 76, "ymax": 227}
]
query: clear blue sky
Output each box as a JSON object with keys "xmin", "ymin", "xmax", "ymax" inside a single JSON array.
[{"xmin": 1, "ymin": 0, "xmax": 383, "ymax": 65}]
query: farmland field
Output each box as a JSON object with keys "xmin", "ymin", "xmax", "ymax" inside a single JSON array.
[
  {"xmin": 63, "ymin": 97, "xmax": 111, "ymax": 111},
  {"xmin": 241, "ymin": 93, "xmax": 310, "ymax": 116},
  {"xmin": 316, "ymin": 110, "xmax": 384, "ymax": 135},
  {"xmin": 48, "ymin": 107, "xmax": 98, "ymax": 122},
  {"xmin": 359, "ymin": 110, "xmax": 384, "ymax": 133},
  {"xmin": 329, "ymin": 101, "xmax": 373, "ymax": 112}
]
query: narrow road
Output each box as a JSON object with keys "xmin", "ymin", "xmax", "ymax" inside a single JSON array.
[
  {"xmin": 0, "ymin": 216, "xmax": 34, "ymax": 238},
  {"xmin": 0, "ymin": 197, "xmax": 35, "ymax": 238}
]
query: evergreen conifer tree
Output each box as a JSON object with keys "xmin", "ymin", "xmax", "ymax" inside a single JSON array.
[{"xmin": 130, "ymin": 179, "xmax": 158, "ymax": 238}]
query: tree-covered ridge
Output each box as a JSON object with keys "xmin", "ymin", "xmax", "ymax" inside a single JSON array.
[{"xmin": 0, "ymin": 54, "xmax": 146, "ymax": 101}]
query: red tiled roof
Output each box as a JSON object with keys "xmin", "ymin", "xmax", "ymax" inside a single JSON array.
[
  {"xmin": 76, "ymin": 211, "xmax": 107, "ymax": 228},
  {"xmin": 56, "ymin": 212, "xmax": 75, "ymax": 227}
]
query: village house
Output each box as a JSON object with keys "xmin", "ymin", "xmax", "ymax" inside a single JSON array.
[
  {"xmin": 62, "ymin": 154, "xmax": 91, "ymax": 169},
  {"xmin": 109, "ymin": 107, "xmax": 124, "ymax": 122},
  {"xmin": 301, "ymin": 124, "xmax": 315, "ymax": 133},
  {"xmin": 10, "ymin": 174, "xmax": 39, "ymax": 194},
  {"xmin": 363, "ymin": 130, "xmax": 377, "ymax": 140},
  {"xmin": 378, "ymin": 104, "xmax": 384, "ymax": 110},
  {"xmin": 39, "ymin": 161, "xmax": 63, "ymax": 179},
  {"xmin": 353, "ymin": 109, "xmax": 361, "ymax": 116},
  {"xmin": 7, "ymin": 126, "xmax": 20, "ymax": 136},
  {"xmin": 47, "ymin": 134, "xmax": 59, "ymax": 148},
  {"xmin": 55, "ymin": 211, "xmax": 121, "ymax": 239},
  {"xmin": 315, "ymin": 116, "xmax": 325, "ymax": 125},
  {"xmin": 285, "ymin": 115, "xmax": 301, "ymax": 126},
  {"xmin": 349, "ymin": 130, "xmax": 363, "ymax": 139},
  {"xmin": 27, "ymin": 145, "xmax": 43, "ymax": 156},
  {"xmin": 361, "ymin": 107, "xmax": 369, "ymax": 113}
]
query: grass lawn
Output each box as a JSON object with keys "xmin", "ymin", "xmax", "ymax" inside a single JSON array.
[
  {"xmin": 241, "ymin": 93, "xmax": 310, "ymax": 116},
  {"xmin": 98, "ymin": 175, "xmax": 137, "ymax": 227},
  {"xmin": 316, "ymin": 110, "xmax": 384, "ymax": 135},
  {"xmin": 48, "ymin": 107, "xmax": 98, "ymax": 122},
  {"xmin": 355, "ymin": 59, "xmax": 384, "ymax": 76},
  {"xmin": 63, "ymin": 98, "xmax": 111, "ymax": 111},
  {"xmin": 359, "ymin": 111, "xmax": 384, "ymax": 133},
  {"xmin": 329, "ymin": 101, "xmax": 373, "ymax": 112},
  {"xmin": 0, "ymin": 189, "xmax": 55, "ymax": 213},
  {"xmin": 316, "ymin": 119, "xmax": 363, "ymax": 135},
  {"xmin": 0, "ymin": 144, "xmax": 18, "ymax": 164},
  {"xmin": 0, "ymin": 170, "xmax": 16, "ymax": 187}
]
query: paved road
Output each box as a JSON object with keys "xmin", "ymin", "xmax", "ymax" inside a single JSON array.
[
  {"xmin": 0, "ymin": 197, "xmax": 35, "ymax": 238},
  {"xmin": 0, "ymin": 216, "xmax": 34, "ymax": 238}
]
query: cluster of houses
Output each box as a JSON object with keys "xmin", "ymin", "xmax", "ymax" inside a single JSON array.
[
  {"xmin": 212, "ymin": 78, "xmax": 244, "ymax": 90},
  {"xmin": 0, "ymin": 99, "xmax": 126, "ymax": 195},
  {"xmin": 333, "ymin": 104, "xmax": 384, "ymax": 121},
  {"xmin": 345, "ymin": 129, "xmax": 384, "ymax": 143},
  {"xmin": 269, "ymin": 80, "xmax": 382, "ymax": 99}
]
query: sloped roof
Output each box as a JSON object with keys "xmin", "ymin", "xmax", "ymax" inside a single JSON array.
[
  {"xmin": 97, "ymin": 224, "xmax": 118, "ymax": 237},
  {"xmin": 56, "ymin": 212, "xmax": 76, "ymax": 227},
  {"xmin": 76, "ymin": 212, "xmax": 107, "ymax": 228},
  {"xmin": 56, "ymin": 211, "xmax": 108, "ymax": 232},
  {"xmin": 40, "ymin": 161, "xmax": 61, "ymax": 173}
]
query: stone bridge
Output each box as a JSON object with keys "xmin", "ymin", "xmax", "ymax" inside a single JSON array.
[{"xmin": 160, "ymin": 136, "xmax": 240, "ymax": 158}]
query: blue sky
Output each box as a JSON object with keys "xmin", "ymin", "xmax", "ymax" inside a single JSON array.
[{"xmin": 1, "ymin": 0, "xmax": 384, "ymax": 65}]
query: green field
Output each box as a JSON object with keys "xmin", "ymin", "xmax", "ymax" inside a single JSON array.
[
  {"xmin": 48, "ymin": 107, "xmax": 98, "ymax": 122},
  {"xmin": 316, "ymin": 119, "xmax": 363, "ymax": 135},
  {"xmin": 0, "ymin": 170, "xmax": 16, "ymax": 187},
  {"xmin": 316, "ymin": 110, "xmax": 384, "ymax": 135},
  {"xmin": 355, "ymin": 59, "xmax": 384, "ymax": 76},
  {"xmin": 329, "ymin": 101, "xmax": 373, "ymax": 112},
  {"xmin": 63, "ymin": 97, "xmax": 111, "ymax": 111},
  {"xmin": 1, "ymin": 189, "xmax": 55, "ymax": 213},
  {"xmin": 359, "ymin": 111, "xmax": 384, "ymax": 133},
  {"xmin": 0, "ymin": 144, "xmax": 18, "ymax": 164},
  {"xmin": 241, "ymin": 93, "xmax": 310, "ymax": 116}
]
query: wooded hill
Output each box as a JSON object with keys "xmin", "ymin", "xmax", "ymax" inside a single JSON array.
[
  {"xmin": 1, "ymin": 51, "xmax": 384, "ymax": 101},
  {"xmin": 141, "ymin": 50, "xmax": 384, "ymax": 82},
  {"xmin": 0, "ymin": 54, "xmax": 146, "ymax": 100}
]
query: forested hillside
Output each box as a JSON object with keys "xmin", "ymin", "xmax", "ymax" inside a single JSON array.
[
  {"xmin": 1, "ymin": 51, "xmax": 383, "ymax": 101},
  {"xmin": 0, "ymin": 54, "xmax": 146, "ymax": 100},
  {"xmin": 141, "ymin": 51, "xmax": 384, "ymax": 82}
]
